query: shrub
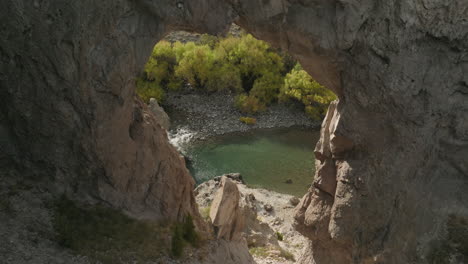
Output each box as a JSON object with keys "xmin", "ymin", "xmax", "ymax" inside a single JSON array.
[
  {"xmin": 135, "ymin": 77, "xmax": 165, "ymax": 103},
  {"xmin": 205, "ymin": 63, "xmax": 243, "ymax": 93},
  {"xmin": 275, "ymin": 231, "xmax": 284, "ymax": 241},
  {"xmin": 235, "ymin": 94, "xmax": 266, "ymax": 114},
  {"xmin": 171, "ymin": 224, "xmax": 184, "ymax": 257},
  {"xmin": 144, "ymin": 41, "xmax": 183, "ymax": 90},
  {"xmin": 250, "ymin": 72, "xmax": 283, "ymax": 105},
  {"xmin": 136, "ymin": 34, "xmax": 336, "ymax": 120},
  {"xmin": 182, "ymin": 214, "xmax": 199, "ymax": 246},
  {"xmin": 219, "ymin": 34, "xmax": 284, "ymax": 91},
  {"xmin": 175, "ymin": 44, "xmax": 216, "ymax": 89},
  {"xmin": 171, "ymin": 214, "xmax": 199, "ymax": 258},
  {"xmin": 199, "ymin": 34, "xmax": 219, "ymax": 49},
  {"xmin": 239, "ymin": 116, "xmax": 257, "ymax": 125},
  {"xmin": 280, "ymin": 64, "xmax": 337, "ymax": 120}
]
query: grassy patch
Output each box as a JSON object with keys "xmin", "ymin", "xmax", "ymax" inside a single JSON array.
[
  {"xmin": 276, "ymin": 231, "xmax": 284, "ymax": 241},
  {"xmin": 279, "ymin": 248, "xmax": 295, "ymax": 261},
  {"xmin": 428, "ymin": 214, "xmax": 468, "ymax": 264},
  {"xmin": 53, "ymin": 196, "xmax": 170, "ymax": 264},
  {"xmin": 199, "ymin": 206, "xmax": 211, "ymax": 221},
  {"xmin": 171, "ymin": 214, "xmax": 199, "ymax": 258},
  {"xmin": 249, "ymin": 247, "xmax": 269, "ymax": 258},
  {"xmin": 249, "ymin": 246, "xmax": 295, "ymax": 262}
]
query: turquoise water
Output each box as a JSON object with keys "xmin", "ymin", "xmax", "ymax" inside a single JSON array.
[{"xmin": 186, "ymin": 127, "xmax": 319, "ymax": 197}]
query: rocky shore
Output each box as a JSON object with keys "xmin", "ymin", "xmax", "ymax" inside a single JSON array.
[
  {"xmin": 194, "ymin": 175, "xmax": 308, "ymax": 264},
  {"xmin": 164, "ymin": 90, "xmax": 320, "ymax": 140}
]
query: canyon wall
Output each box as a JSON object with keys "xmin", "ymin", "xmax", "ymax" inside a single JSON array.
[
  {"xmin": 0, "ymin": 0, "xmax": 234, "ymax": 221},
  {"xmin": 1, "ymin": 0, "xmax": 467, "ymax": 263}
]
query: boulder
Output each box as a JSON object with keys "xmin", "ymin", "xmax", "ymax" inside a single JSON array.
[{"xmin": 210, "ymin": 177, "xmax": 244, "ymax": 241}]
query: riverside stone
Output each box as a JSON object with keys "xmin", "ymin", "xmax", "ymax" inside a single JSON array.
[{"xmin": 210, "ymin": 176, "xmax": 244, "ymax": 241}]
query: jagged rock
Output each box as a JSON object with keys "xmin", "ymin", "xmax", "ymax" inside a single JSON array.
[
  {"xmin": 313, "ymin": 158, "xmax": 337, "ymax": 196},
  {"xmin": 240, "ymin": 191, "xmax": 280, "ymax": 249},
  {"xmin": 210, "ymin": 177, "xmax": 244, "ymax": 241},
  {"xmin": 148, "ymin": 98, "xmax": 170, "ymax": 130},
  {"xmin": 195, "ymin": 178, "xmax": 285, "ymax": 250}
]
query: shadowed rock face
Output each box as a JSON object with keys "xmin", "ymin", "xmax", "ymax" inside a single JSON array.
[
  {"xmin": 0, "ymin": 0, "xmax": 235, "ymax": 222},
  {"xmin": 1, "ymin": 0, "xmax": 467, "ymax": 263}
]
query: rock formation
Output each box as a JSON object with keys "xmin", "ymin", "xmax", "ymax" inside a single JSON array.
[
  {"xmin": 209, "ymin": 176, "xmax": 245, "ymax": 241},
  {"xmin": 195, "ymin": 176, "xmax": 305, "ymax": 262},
  {"xmin": 148, "ymin": 98, "xmax": 170, "ymax": 130},
  {"xmin": 1, "ymin": 0, "xmax": 467, "ymax": 263}
]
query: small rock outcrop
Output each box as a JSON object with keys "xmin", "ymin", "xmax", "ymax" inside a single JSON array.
[
  {"xmin": 196, "ymin": 177, "xmax": 307, "ymax": 262},
  {"xmin": 148, "ymin": 98, "xmax": 170, "ymax": 130},
  {"xmin": 210, "ymin": 176, "xmax": 244, "ymax": 241}
]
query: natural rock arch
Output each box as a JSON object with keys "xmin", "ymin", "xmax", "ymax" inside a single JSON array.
[{"xmin": 1, "ymin": 0, "xmax": 467, "ymax": 263}]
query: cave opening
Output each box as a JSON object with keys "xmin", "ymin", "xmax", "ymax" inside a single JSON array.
[
  {"xmin": 131, "ymin": 25, "xmax": 338, "ymax": 262},
  {"xmin": 136, "ymin": 25, "xmax": 336, "ymax": 197}
]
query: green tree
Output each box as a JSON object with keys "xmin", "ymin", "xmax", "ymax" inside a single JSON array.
[
  {"xmin": 136, "ymin": 34, "xmax": 336, "ymax": 120},
  {"xmin": 280, "ymin": 64, "xmax": 336, "ymax": 120}
]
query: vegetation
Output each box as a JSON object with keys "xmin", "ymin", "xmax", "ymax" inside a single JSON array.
[
  {"xmin": 276, "ymin": 231, "xmax": 284, "ymax": 241},
  {"xmin": 249, "ymin": 246, "xmax": 295, "ymax": 262},
  {"xmin": 182, "ymin": 214, "xmax": 199, "ymax": 246},
  {"xmin": 239, "ymin": 116, "xmax": 257, "ymax": 125},
  {"xmin": 171, "ymin": 224, "xmax": 184, "ymax": 257},
  {"xmin": 171, "ymin": 214, "xmax": 199, "ymax": 258},
  {"xmin": 280, "ymin": 64, "xmax": 337, "ymax": 120},
  {"xmin": 53, "ymin": 196, "xmax": 170, "ymax": 264},
  {"xmin": 279, "ymin": 248, "xmax": 295, "ymax": 261},
  {"xmin": 199, "ymin": 206, "xmax": 211, "ymax": 221},
  {"xmin": 137, "ymin": 33, "xmax": 336, "ymax": 120},
  {"xmin": 249, "ymin": 246, "xmax": 269, "ymax": 258}
]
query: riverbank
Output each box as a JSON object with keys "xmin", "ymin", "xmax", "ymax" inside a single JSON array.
[
  {"xmin": 164, "ymin": 90, "xmax": 321, "ymax": 141},
  {"xmin": 195, "ymin": 176, "xmax": 308, "ymax": 264}
]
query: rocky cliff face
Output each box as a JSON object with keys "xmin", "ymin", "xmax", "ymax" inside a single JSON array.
[
  {"xmin": 0, "ymin": 0, "xmax": 235, "ymax": 222},
  {"xmin": 1, "ymin": 0, "xmax": 467, "ymax": 263}
]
